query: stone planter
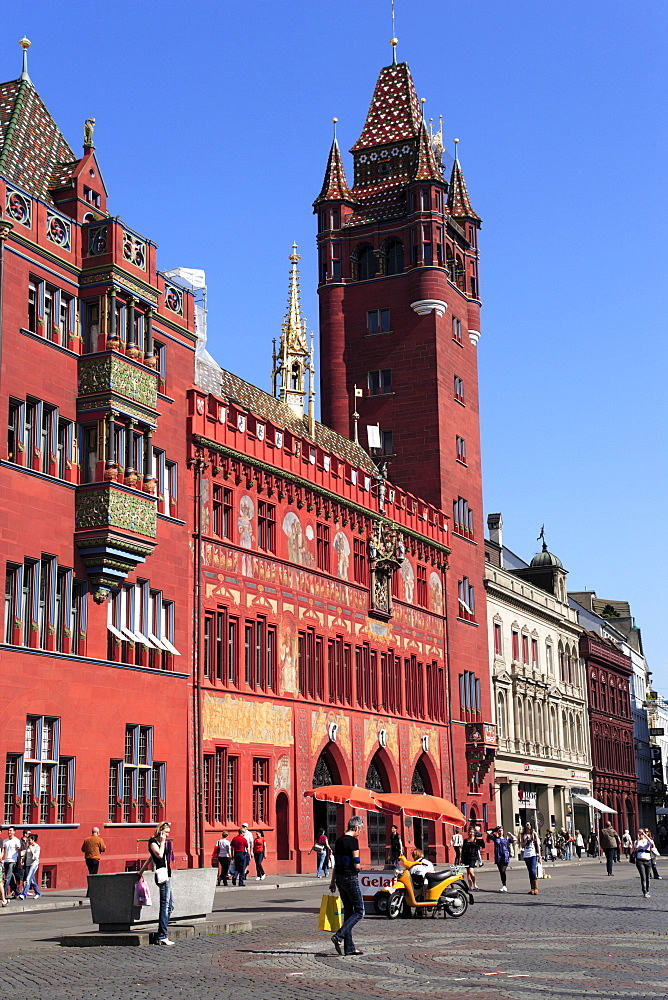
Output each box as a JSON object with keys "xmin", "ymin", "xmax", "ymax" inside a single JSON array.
[{"xmin": 88, "ymin": 868, "xmax": 217, "ymax": 932}]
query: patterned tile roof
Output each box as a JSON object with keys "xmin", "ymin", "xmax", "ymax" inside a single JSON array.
[
  {"xmin": 351, "ymin": 62, "xmax": 422, "ymax": 150},
  {"xmin": 195, "ymin": 356, "xmax": 377, "ymax": 473},
  {"xmin": 0, "ymin": 77, "xmax": 77, "ymax": 202},
  {"xmin": 345, "ymin": 183, "xmax": 406, "ymax": 226},
  {"xmin": 447, "ymin": 156, "xmax": 480, "ymax": 222},
  {"xmin": 414, "ymin": 119, "xmax": 442, "ymax": 182},
  {"xmin": 313, "ymin": 137, "xmax": 352, "ymax": 205}
]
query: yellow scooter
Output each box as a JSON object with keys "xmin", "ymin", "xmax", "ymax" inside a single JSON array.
[{"xmin": 373, "ymin": 855, "xmax": 474, "ymax": 919}]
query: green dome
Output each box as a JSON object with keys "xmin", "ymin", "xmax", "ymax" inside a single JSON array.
[{"xmin": 531, "ymin": 545, "xmax": 563, "ymax": 569}]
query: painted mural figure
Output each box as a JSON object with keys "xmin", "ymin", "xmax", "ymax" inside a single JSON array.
[
  {"xmin": 333, "ymin": 531, "xmax": 350, "ymax": 581},
  {"xmin": 238, "ymin": 495, "xmax": 254, "ymax": 576},
  {"xmin": 429, "ymin": 570, "xmax": 444, "ymax": 615},
  {"xmin": 401, "ymin": 558, "xmax": 414, "ymax": 603},
  {"xmin": 279, "ymin": 614, "xmax": 298, "ymax": 694},
  {"xmin": 282, "ymin": 511, "xmax": 313, "ymax": 567}
]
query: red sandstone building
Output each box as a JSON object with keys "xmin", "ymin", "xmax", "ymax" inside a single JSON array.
[
  {"xmin": 580, "ymin": 632, "xmax": 638, "ymax": 833},
  {"xmin": 1, "ymin": 41, "xmax": 495, "ymax": 887}
]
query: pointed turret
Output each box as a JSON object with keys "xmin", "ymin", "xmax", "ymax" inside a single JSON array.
[
  {"xmin": 272, "ymin": 245, "xmax": 315, "ymax": 422},
  {"xmin": 414, "ymin": 118, "xmax": 441, "ymax": 181},
  {"xmin": 447, "ymin": 147, "xmax": 481, "ymax": 223},
  {"xmin": 313, "ymin": 136, "xmax": 352, "ymax": 206},
  {"xmin": 0, "ymin": 39, "xmax": 78, "ymax": 207}
]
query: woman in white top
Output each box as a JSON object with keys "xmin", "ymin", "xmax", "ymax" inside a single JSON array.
[
  {"xmin": 216, "ymin": 832, "xmax": 232, "ymax": 887},
  {"xmin": 521, "ymin": 822, "xmax": 541, "ymax": 895},
  {"xmin": 634, "ymin": 829, "xmax": 653, "ymax": 897}
]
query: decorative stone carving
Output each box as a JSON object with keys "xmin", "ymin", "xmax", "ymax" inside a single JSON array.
[
  {"xmin": 75, "ymin": 484, "xmax": 157, "ymax": 537},
  {"xmin": 369, "ymin": 520, "xmax": 404, "ymax": 618},
  {"xmin": 468, "ymin": 328, "xmax": 481, "ymax": 346},
  {"xmin": 410, "ymin": 299, "xmax": 447, "ymax": 317},
  {"xmin": 78, "ymin": 355, "xmax": 158, "ymax": 410}
]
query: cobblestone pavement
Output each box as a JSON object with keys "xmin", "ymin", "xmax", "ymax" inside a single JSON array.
[{"xmin": 3, "ymin": 859, "xmax": 668, "ymax": 1000}]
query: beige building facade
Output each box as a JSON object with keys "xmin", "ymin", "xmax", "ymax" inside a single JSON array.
[{"xmin": 485, "ymin": 515, "xmax": 592, "ymax": 842}]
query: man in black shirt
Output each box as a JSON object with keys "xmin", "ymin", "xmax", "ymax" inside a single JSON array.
[{"xmin": 329, "ymin": 815, "xmax": 365, "ymax": 956}]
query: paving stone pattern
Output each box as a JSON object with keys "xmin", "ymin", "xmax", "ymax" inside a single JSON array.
[{"xmin": 4, "ymin": 861, "xmax": 668, "ymax": 1000}]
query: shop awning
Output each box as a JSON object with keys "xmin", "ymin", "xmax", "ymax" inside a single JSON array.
[{"xmin": 572, "ymin": 793, "xmax": 617, "ymax": 814}]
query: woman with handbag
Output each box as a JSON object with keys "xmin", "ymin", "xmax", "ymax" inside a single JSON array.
[
  {"xmin": 149, "ymin": 821, "xmax": 174, "ymax": 945},
  {"xmin": 643, "ymin": 829, "xmax": 663, "ymax": 880},
  {"xmin": 633, "ymin": 829, "xmax": 653, "ymax": 898},
  {"xmin": 521, "ymin": 822, "xmax": 541, "ymax": 895}
]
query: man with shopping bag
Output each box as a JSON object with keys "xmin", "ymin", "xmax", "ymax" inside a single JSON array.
[{"xmin": 329, "ymin": 816, "xmax": 365, "ymax": 957}]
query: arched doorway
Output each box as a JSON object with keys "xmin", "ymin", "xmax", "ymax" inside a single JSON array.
[
  {"xmin": 366, "ymin": 756, "xmax": 389, "ymax": 867},
  {"xmin": 411, "ymin": 759, "xmax": 435, "ymax": 859},
  {"xmin": 312, "ymin": 751, "xmax": 342, "ymax": 848},
  {"xmin": 276, "ymin": 792, "xmax": 290, "ymax": 861}
]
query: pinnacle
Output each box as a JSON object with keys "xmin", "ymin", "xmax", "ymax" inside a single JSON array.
[{"xmin": 314, "ymin": 137, "xmax": 352, "ymax": 205}]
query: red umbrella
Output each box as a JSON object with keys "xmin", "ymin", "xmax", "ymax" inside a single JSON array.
[
  {"xmin": 373, "ymin": 792, "xmax": 466, "ymax": 825},
  {"xmin": 304, "ymin": 784, "xmax": 381, "ymax": 811}
]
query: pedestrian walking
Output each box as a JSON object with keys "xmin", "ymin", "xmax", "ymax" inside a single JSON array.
[
  {"xmin": 588, "ymin": 831, "xmax": 599, "ymax": 857},
  {"xmin": 543, "ymin": 830, "xmax": 557, "ymax": 863},
  {"xmin": 2, "ymin": 826, "xmax": 21, "ymax": 898},
  {"xmin": 487, "ymin": 826, "xmax": 510, "ymax": 892},
  {"xmin": 450, "ymin": 828, "xmax": 463, "ymax": 866},
  {"xmin": 600, "ymin": 823, "xmax": 620, "ymax": 876},
  {"xmin": 81, "ymin": 827, "xmax": 107, "ymax": 876},
  {"xmin": 643, "ymin": 830, "xmax": 663, "ymax": 880},
  {"xmin": 241, "ymin": 823, "xmax": 254, "ymax": 879},
  {"xmin": 461, "ymin": 827, "xmax": 484, "ymax": 891},
  {"xmin": 329, "ymin": 815, "xmax": 365, "ymax": 957},
  {"xmin": 15, "ymin": 829, "xmax": 31, "ymax": 896},
  {"xmin": 19, "ymin": 834, "xmax": 41, "ymax": 899},
  {"xmin": 215, "ymin": 832, "xmax": 231, "ymax": 886},
  {"xmin": 0, "ymin": 842, "xmax": 7, "ymax": 906},
  {"xmin": 634, "ymin": 829, "xmax": 653, "ymax": 898},
  {"xmin": 253, "ymin": 830, "xmax": 266, "ymax": 880},
  {"xmin": 507, "ymin": 831, "xmax": 516, "ymax": 860},
  {"xmin": 621, "ymin": 830, "xmax": 633, "ymax": 858},
  {"xmin": 575, "ymin": 830, "xmax": 584, "ymax": 859},
  {"xmin": 310, "ymin": 828, "xmax": 331, "ymax": 878},
  {"xmin": 230, "ymin": 829, "xmax": 249, "ymax": 886},
  {"xmin": 521, "ymin": 822, "xmax": 541, "ymax": 895},
  {"xmin": 389, "ymin": 825, "xmax": 403, "ymax": 866}
]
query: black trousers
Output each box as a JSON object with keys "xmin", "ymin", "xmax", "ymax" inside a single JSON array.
[{"xmin": 85, "ymin": 858, "xmax": 100, "ymax": 875}]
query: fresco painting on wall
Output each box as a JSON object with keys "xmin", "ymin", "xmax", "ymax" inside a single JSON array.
[
  {"xmin": 429, "ymin": 571, "xmax": 444, "ymax": 615},
  {"xmin": 401, "ymin": 558, "xmax": 414, "ymax": 603},
  {"xmin": 333, "ymin": 530, "xmax": 350, "ymax": 581},
  {"xmin": 279, "ymin": 612, "xmax": 299, "ymax": 694},
  {"xmin": 283, "ymin": 511, "xmax": 314, "ymax": 567}
]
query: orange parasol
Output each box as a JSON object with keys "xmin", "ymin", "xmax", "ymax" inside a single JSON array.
[
  {"xmin": 304, "ymin": 784, "xmax": 381, "ymax": 811},
  {"xmin": 373, "ymin": 792, "xmax": 466, "ymax": 825}
]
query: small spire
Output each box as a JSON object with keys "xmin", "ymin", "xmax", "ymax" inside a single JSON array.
[
  {"xmin": 447, "ymin": 142, "xmax": 481, "ymax": 222},
  {"xmin": 19, "ymin": 37, "xmax": 31, "ymax": 83},
  {"xmin": 390, "ymin": 0, "xmax": 398, "ymax": 64},
  {"xmin": 273, "ymin": 245, "xmax": 311, "ymax": 420},
  {"xmin": 313, "ymin": 132, "xmax": 352, "ymax": 205}
]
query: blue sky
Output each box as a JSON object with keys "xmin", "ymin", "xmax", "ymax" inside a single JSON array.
[{"xmin": 4, "ymin": 2, "xmax": 667, "ymax": 683}]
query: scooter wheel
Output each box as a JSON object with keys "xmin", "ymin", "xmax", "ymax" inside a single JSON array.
[
  {"xmin": 386, "ymin": 890, "xmax": 404, "ymax": 919},
  {"xmin": 442, "ymin": 891, "xmax": 469, "ymax": 918},
  {"xmin": 373, "ymin": 891, "xmax": 388, "ymax": 915}
]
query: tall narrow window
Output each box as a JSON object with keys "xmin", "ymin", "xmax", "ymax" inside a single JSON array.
[
  {"xmin": 257, "ymin": 501, "xmax": 276, "ymax": 553},
  {"xmin": 316, "ymin": 523, "xmax": 330, "ymax": 573},
  {"xmin": 252, "ymin": 758, "xmax": 270, "ymax": 825},
  {"xmin": 456, "ymin": 436, "xmax": 466, "ymax": 464},
  {"xmin": 454, "ymin": 376, "xmax": 465, "ymax": 403},
  {"xmin": 416, "ymin": 565, "xmax": 427, "ymax": 607},
  {"xmin": 368, "ymin": 370, "xmax": 392, "ymax": 395},
  {"xmin": 213, "ymin": 486, "xmax": 233, "ymax": 538},
  {"xmin": 28, "ymin": 280, "xmax": 38, "ymax": 332},
  {"xmin": 366, "ymin": 308, "xmax": 391, "ymax": 335},
  {"xmin": 493, "ymin": 622, "xmax": 502, "ymax": 656},
  {"xmin": 452, "ymin": 316, "xmax": 462, "ymax": 343},
  {"xmin": 457, "ymin": 577, "xmax": 475, "ymax": 622},
  {"xmin": 353, "ymin": 538, "xmax": 368, "ymax": 586}
]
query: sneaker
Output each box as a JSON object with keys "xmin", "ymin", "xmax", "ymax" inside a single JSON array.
[
  {"xmin": 157, "ymin": 938, "xmax": 175, "ymax": 946},
  {"xmin": 260, "ymin": 874, "xmax": 266, "ymax": 880},
  {"xmin": 499, "ymin": 886, "xmax": 507, "ymax": 892},
  {"xmin": 256, "ymin": 876, "xmax": 261, "ymax": 881},
  {"xmin": 644, "ymin": 892, "xmax": 651, "ymax": 898}
]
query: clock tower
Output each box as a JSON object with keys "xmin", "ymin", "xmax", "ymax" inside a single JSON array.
[{"xmin": 314, "ymin": 50, "xmax": 495, "ymax": 822}]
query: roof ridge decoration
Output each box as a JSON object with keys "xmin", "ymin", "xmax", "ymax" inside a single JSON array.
[
  {"xmin": 351, "ymin": 62, "xmax": 422, "ymax": 151},
  {"xmin": 447, "ymin": 151, "xmax": 480, "ymax": 222},
  {"xmin": 314, "ymin": 135, "xmax": 353, "ymax": 205}
]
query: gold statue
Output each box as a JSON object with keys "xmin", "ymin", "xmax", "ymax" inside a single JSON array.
[{"xmin": 84, "ymin": 118, "xmax": 96, "ymax": 147}]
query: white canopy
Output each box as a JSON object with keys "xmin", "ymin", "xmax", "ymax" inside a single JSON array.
[{"xmin": 573, "ymin": 792, "xmax": 617, "ymax": 814}]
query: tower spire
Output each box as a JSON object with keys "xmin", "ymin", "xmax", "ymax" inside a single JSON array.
[
  {"xmin": 313, "ymin": 127, "xmax": 352, "ymax": 205},
  {"xmin": 273, "ymin": 245, "xmax": 313, "ymax": 421},
  {"xmin": 19, "ymin": 37, "xmax": 31, "ymax": 83},
  {"xmin": 447, "ymin": 139, "xmax": 481, "ymax": 222}
]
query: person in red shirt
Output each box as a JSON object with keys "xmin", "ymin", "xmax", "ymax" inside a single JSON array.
[
  {"xmin": 253, "ymin": 830, "xmax": 266, "ymax": 880},
  {"xmin": 230, "ymin": 830, "xmax": 249, "ymax": 886}
]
